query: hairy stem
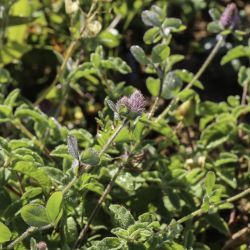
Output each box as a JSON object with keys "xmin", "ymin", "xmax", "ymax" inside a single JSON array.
[
  {"xmin": 99, "ymin": 118, "xmax": 127, "ymax": 157},
  {"xmin": 75, "ymin": 163, "xmax": 126, "ymax": 248},
  {"xmin": 6, "ymin": 224, "xmax": 53, "ymax": 249},
  {"xmin": 156, "ymin": 35, "xmax": 225, "ymax": 122},
  {"xmin": 62, "ymin": 175, "xmax": 78, "ymax": 195},
  {"xmin": 62, "ymin": 118, "xmax": 127, "ymax": 196}
]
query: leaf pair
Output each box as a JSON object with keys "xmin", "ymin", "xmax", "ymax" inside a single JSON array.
[{"xmin": 21, "ymin": 191, "xmax": 63, "ymax": 228}]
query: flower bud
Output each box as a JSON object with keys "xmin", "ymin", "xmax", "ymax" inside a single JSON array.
[
  {"xmin": 37, "ymin": 241, "xmax": 47, "ymax": 250},
  {"xmin": 65, "ymin": 0, "xmax": 79, "ymax": 15},
  {"xmin": 220, "ymin": 3, "xmax": 239, "ymax": 29},
  {"xmin": 82, "ymin": 20, "xmax": 102, "ymax": 38}
]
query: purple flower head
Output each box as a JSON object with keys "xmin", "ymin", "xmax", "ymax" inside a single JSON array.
[
  {"xmin": 116, "ymin": 90, "xmax": 146, "ymax": 115},
  {"xmin": 220, "ymin": 3, "xmax": 240, "ymax": 29}
]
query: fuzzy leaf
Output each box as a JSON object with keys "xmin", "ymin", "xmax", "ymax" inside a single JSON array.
[
  {"xmin": 21, "ymin": 204, "xmax": 50, "ymax": 228},
  {"xmin": 109, "ymin": 204, "xmax": 135, "ymax": 229},
  {"xmin": 67, "ymin": 135, "xmax": 79, "ymax": 159}
]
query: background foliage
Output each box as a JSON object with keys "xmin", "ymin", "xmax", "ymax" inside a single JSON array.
[{"xmin": 0, "ymin": 0, "xmax": 249, "ymax": 250}]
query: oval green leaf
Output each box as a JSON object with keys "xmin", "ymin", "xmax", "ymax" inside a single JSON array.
[
  {"xmin": 46, "ymin": 191, "xmax": 63, "ymax": 224},
  {"xmin": 204, "ymin": 171, "xmax": 216, "ymax": 197},
  {"xmin": 21, "ymin": 204, "xmax": 50, "ymax": 228},
  {"xmin": 0, "ymin": 222, "xmax": 11, "ymax": 243},
  {"xmin": 130, "ymin": 45, "xmax": 148, "ymax": 65},
  {"xmin": 152, "ymin": 44, "xmax": 170, "ymax": 63}
]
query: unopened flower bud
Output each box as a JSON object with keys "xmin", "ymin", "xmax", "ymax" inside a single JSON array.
[
  {"xmin": 220, "ymin": 3, "xmax": 239, "ymax": 29},
  {"xmin": 65, "ymin": 0, "xmax": 79, "ymax": 15},
  {"xmin": 37, "ymin": 241, "xmax": 47, "ymax": 250}
]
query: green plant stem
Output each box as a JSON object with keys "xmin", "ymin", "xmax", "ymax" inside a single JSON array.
[
  {"xmin": 98, "ymin": 118, "xmax": 127, "ymax": 157},
  {"xmin": 12, "ymin": 119, "xmax": 52, "ymax": 160},
  {"xmin": 62, "ymin": 175, "xmax": 78, "ymax": 195},
  {"xmin": 62, "ymin": 118, "xmax": 127, "ymax": 195},
  {"xmin": 156, "ymin": 35, "xmax": 225, "ymax": 122},
  {"xmin": 75, "ymin": 163, "xmax": 126, "ymax": 248},
  {"xmin": 34, "ymin": 3, "xmax": 97, "ymax": 106},
  {"xmin": 5, "ymin": 117, "xmax": 127, "ymax": 250},
  {"xmin": 34, "ymin": 40, "xmax": 78, "ymax": 106},
  {"xmin": 6, "ymin": 224, "xmax": 53, "ymax": 249},
  {"xmin": 241, "ymin": 81, "xmax": 249, "ymax": 106},
  {"xmin": 148, "ymin": 67, "xmax": 164, "ymax": 119},
  {"xmin": 172, "ymin": 187, "xmax": 250, "ymax": 227}
]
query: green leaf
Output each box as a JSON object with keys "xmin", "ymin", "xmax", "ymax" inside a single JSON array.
[
  {"xmin": 1, "ymin": 41, "xmax": 31, "ymax": 65},
  {"xmin": 21, "ymin": 204, "xmax": 50, "ymax": 228},
  {"xmin": 99, "ymin": 30, "xmax": 120, "ymax": 48},
  {"xmin": 161, "ymin": 72, "xmax": 183, "ymax": 99},
  {"xmin": 207, "ymin": 21, "xmax": 223, "ymax": 33},
  {"xmin": 109, "ymin": 204, "xmax": 135, "ymax": 229},
  {"xmin": 0, "ymin": 105, "xmax": 12, "ymax": 122},
  {"xmin": 162, "ymin": 18, "xmax": 184, "ymax": 32},
  {"xmin": 204, "ymin": 171, "xmax": 216, "ymax": 197},
  {"xmin": 22, "ymin": 187, "xmax": 43, "ymax": 200},
  {"xmin": 30, "ymin": 237, "xmax": 37, "ymax": 250},
  {"xmin": 46, "ymin": 191, "xmax": 63, "ymax": 224},
  {"xmin": 152, "ymin": 44, "xmax": 170, "ymax": 63},
  {"xmin": 15, "ymin": 108, "xmax": 48, "ymax": 124},
  {"xmin": 67, "ymin": 135, "xmax": 79, "ymax": 159},
  {"xmin": 143, "ymin": 27, "xmax": 161, "ymax": 44},
  {"xmin": 174, "ymin": 69, "xmax": 203, "ymax": 89},
  {"xmin": 106, "ymin": 100, "xmax": 117, "ymax": 113},
  {"xmin": 80, "ymin": 148, "xmax": 100, "ymax": 166},
  {"xmin": 238, "ymin": 66, "xmax": 250, "ymax": 88},
  {"xmin": 141, "ymin": 10, "xmax": 161, "ymax": 27},
  {"xmin": 216, "ymin": 169, "xmax": 237, "ymax": 189},
  {"xmin": 88, "ymin": 237, "xmax": 127, "ymax": 250},
  {"xmin": 14, "ymin": 161, "xmax": 51, "ymax": 191},
  {"xmin": 101, "ymin": 57, "xmax": 131, "ymax": 74},
  {"xmin": 146, "ymin": 77, "xmax": 160, "ymax": 96},
  {"xmin": 168, "ymin": 54, "xmax": 184, "ymax": 68},
  {"xmin": 0, "ymin": 222, "xmax": 11, "ymax": 243},
  {"xmin": 205, "ymin": 213, "xmax": 230, "ymax": 235},
  {"xmin": 4, "ymin": 88, "xmax": 20, "ymax": 107},
  {"xmin": 221, "ymin": 45, "xmax": 250, "ymax": 65},
  {"xmin": 50, "ymin": 145, "xmax": 71, "ymax": 159},
  {"xmin": 0, "ymin": 68, "xmax": 11, "ymax": 84},
  {"xmin": 130, "ymin": 45, "xmax": 148, "ymax": 64}
]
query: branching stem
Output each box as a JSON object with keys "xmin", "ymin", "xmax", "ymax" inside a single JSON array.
[
  {"xmin": 6, "ymin": 224, "xmax": 53, "ymax": 249},
  {"xmin": 34, "ymin": 3, "xmax": 98, "ymax": 106},
  {"xmin": 75, "ymin": 163, "xmax": 126, "ymax": 248},
  {"xmin": 99, "ymin": 118, "xmax": 127, "ymax": 157},
  {"xmin": 156, "ymin": 35, "xmax": 225, "ymax": 122},
  {"xmin": 171, "ymin": 187, "xmax": 250, "ymax": 227}
]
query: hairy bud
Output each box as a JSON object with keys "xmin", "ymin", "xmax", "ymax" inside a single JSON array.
[{"xmin": 220, "ymin": 3, "xmax": 239, "ymax": 29}]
